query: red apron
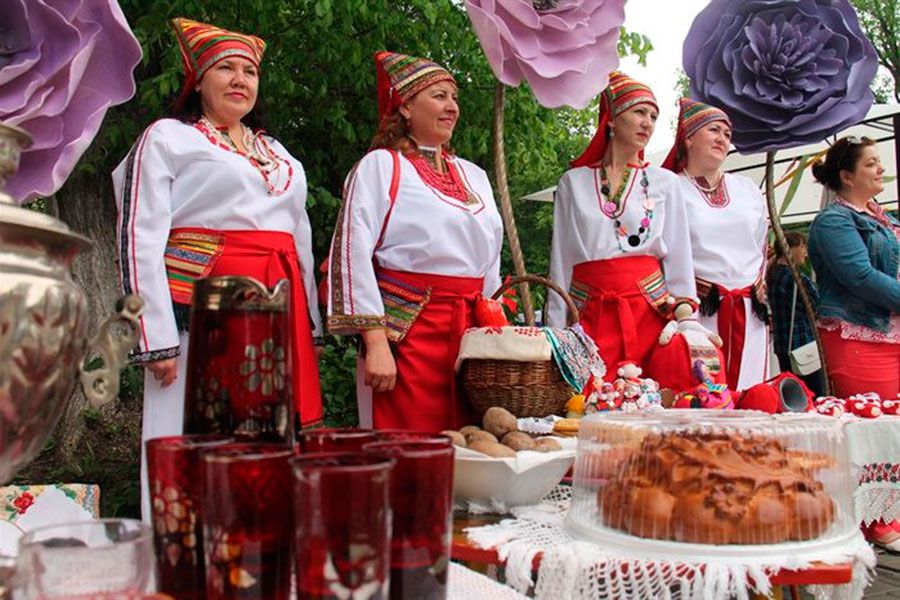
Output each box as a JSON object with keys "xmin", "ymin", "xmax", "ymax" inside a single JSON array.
[
  {"xmin": 176, "ymin": 228, "xmax": 323, "ymax": 428},
  {"xmin": 372, "ymin": 268, "xmax": 482, "ymax": 432},
  {"xmin": 571, "ymin": 256, "xmax": 669, "ymax": 382},
  {"xmin": 713, "ymin": 284, "xmax": 752, "ymax": 391}
]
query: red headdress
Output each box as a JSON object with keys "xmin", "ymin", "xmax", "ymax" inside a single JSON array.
[
  {"xmin": 374, "ymin": 51, "xmax": 456, "ymax": 120},
  {"xmin": 661, "ymin": 97, "xmax": 731, "ymax": 173},
  {"xmin": 171, "ymin": 18, "xmax": 266, "ymax": 110},
  {"xmin": 570, "ymin": 71, "xmax": 658, "ymax": 168}
]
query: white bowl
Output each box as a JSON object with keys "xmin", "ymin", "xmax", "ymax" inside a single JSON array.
[{"xmin": 453, "ymin": 442, "xmax": 575, "ymax": 509}]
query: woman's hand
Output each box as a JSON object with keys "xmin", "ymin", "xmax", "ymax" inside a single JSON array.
[
  {"xmin": 146, "ymin": 358, "xmax": 177, "ymax": 387},
  {"xmin": 361, "ymin": 329, "xmax": 397, "ymax": 392}
]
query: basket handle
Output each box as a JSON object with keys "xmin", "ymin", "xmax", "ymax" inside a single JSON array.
[{"xmin": 491, "ymin": 274, "xmax": 580, "ymax": 327}]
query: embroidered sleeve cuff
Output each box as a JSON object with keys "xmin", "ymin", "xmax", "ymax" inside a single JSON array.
[
  {"xmin": 130, "ymin": 345, "xmax": 180, "ymax": 365},
  {"xmin": 326, "ymin": 314, "xmax": 386, "ymax": 335}
]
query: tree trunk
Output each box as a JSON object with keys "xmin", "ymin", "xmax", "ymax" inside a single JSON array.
[{"xmin": 51, "ymin": 172, "xmax": 140, "ymax": 461}]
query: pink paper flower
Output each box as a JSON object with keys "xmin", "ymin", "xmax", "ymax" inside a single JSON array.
[
  {"xmin": 0, "ymin": 0, "xmax": 142, "ymax": 203},
  {"xmin": 465, "ymin": 0, "xmax": 626, "ymax": 109}
]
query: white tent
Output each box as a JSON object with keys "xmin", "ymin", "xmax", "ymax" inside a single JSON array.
[{"xmin": 522, "ymin": 104, "xmax": 900, "ymax": 224}]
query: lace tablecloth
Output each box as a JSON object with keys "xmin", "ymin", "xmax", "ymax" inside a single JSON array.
[
  {"xmin": 843, "ymin": 415, "xmax": 900, "ymax": 526},
  {"xmin": 464, "ymin": 487, "xmax": 875, "ymax": 600},
  {"xmin": 449, "ymin": 562, "xmax": 529, "ymax": 599}
]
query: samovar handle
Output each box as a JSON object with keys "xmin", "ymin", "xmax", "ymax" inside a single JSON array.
[{"xmin": 79, "ymin": 295, "xmax": 145, "ymax": 408}]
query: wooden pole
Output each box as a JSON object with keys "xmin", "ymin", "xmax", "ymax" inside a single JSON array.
[
  {"xmin": 765, "ymin": 151, "xmax": 830, "ymax": 394},
  {"xmin": 493, "ymin": 82, "xmax": 536, "ymax": 325}
]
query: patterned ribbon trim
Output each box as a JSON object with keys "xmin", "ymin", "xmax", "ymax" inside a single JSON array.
[
  {"xmin": 568, "ymin": 279, "xmax": 591, "ymax": 314},
  {"xmin": 690, "ymin": 343, "xmax": 723, "ymax": 375},
  {"xmin": 164, "ymin": 230, "xmax": 225, "ymax": 304},
  {"xmin": 377, "ymin": 272, "xmax": 432, "ymax": 343},
  {"xmin": 638, "ymin": 268, "xmax": 674, "ymax": 317}
]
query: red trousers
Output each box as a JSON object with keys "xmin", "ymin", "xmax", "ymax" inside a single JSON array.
[
  {"xmin": 572, "ymin": 256, "xmax": 668, "ymax": 382},
  {"xmin": 190, "ymin": 228, "xmax": 323, "ymax": 427},
  {"xmin": 372, "ymin": 269, "xmax": 482, "ymax": 432},
  {"xmin": 820, "ymin": 327, "xmax": 900, "ymax": 399}
]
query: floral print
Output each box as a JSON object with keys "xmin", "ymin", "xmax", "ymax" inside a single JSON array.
[
  {"xmin": 205, "ymin": 526, "xmax": 258, "ymax": 593},
  {"xmin": 239, "ymin": 338, "xmax": 286, "ymax": 396},
  {"xmin": 151, "ymin": 481, "xmax": 199, "ymax": 568}
]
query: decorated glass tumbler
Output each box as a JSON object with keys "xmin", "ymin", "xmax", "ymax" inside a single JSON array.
[
  {"xmin": 362, "ymin": 441, "xmax": 454, "ymax": 600},
  {"xmin": 16, "ymin": 519, "xmax": 155, "ymax": 598},
  {"xmin": 201, "ymin": 444, "xmax": 293, "ymax": 600},
  {"xmin": 291, "ymin": 453, "xmax": 395, "ymax": 599},
  {"xmin": 183, "ymin": 276, "xmax": 294, "ymax": 443},
  {"xmin": 146, "ymin": 434, "xmax": 233, "ymax": 599},
  {"xmin": 297, "ymin": 428, "xmax": 379, "ymax": 453}
]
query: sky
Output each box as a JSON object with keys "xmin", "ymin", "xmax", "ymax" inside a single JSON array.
[{"xmin": 618, "ymin": 0, "xmax": 709, "ymax": 154}]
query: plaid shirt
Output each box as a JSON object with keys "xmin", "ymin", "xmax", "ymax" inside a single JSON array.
[{"xmin": 768, "ymin": 263, "xmax": 819, "ymax": 357}]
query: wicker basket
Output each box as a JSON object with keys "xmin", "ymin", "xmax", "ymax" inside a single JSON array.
[{"xmin": 461, "ymin": 274, "xmax": 580, "ymax": 418}]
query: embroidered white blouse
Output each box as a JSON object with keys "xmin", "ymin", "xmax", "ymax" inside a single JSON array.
[
  {"xmin": 112, "ymin": 118, "xmax": 321, "ymax": 362},
  {"xmin": 547, "ymin": 164, "xmax": 697, "ymax": 327},
  {"xmin": 327, "ymin": 149, "xmax": 504, "ymax": 331},
  {"xmin": 676, "ymin": 173, "xmax": 769, "ymax": 290}
]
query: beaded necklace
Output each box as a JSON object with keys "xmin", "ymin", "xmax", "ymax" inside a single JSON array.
[
  {"xmin": 195, "ymin": 118, "xmax": 293, "ymax": 197},
  {"xmin": 408, "ymin": 146, "xmax": 481, "ymax": 207},
  {"xmin": 593, "ymin": 163, "xmax": 654, "ymax": 250},
  {"xmin": 687, "ymin": 172, "xmax": 730, "ymax": 208}
]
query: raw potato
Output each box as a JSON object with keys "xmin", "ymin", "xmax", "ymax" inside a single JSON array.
[
  {"xmin": 501, "ymin": 431, "xmax": 536, "ymax": 451},
  {"xmin": 465, "ymin": 430, "xmax": 498, "ymax": 445},
  {"xmin": 441, "ymin": 430, "xmax": 467, "ymax": 448},
  {"xmin": 534, "ymin": 437, "xmax": 563, "ymax": 453},
  {"xmin": 482, "ymin": 407, "xmax": 518, "ymax": 439},
  {"xmin": 459, "ymin": 425, "xmax": 482, "ymax": 436},
  {"xmin": 468, "ymin": 440, "xmax": 517, "ymax": 458}
]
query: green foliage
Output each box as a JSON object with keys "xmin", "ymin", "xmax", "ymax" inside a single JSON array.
[
  {"xmin": 851, "ymin": 0, "xmax": 900, "ymax": 102},
  {"xmin": 72, "ymin": 0, "xmax": 652, "ymax": 424}
]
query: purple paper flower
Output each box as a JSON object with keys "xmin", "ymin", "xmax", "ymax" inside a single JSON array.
[
  {"xmin": 1, "ymin": 0, "xmax": 142, "ymax": 203},
  {"xmin": 683, "ymin": 0, "xmax": 878, "ymax": 153},
  {"xmin": 465, "ymin": 0, "xmax": 625, "ymax": 109}
]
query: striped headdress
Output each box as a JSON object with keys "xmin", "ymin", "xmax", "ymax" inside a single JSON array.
[
  {"xmin": 374, "ymin": 51, "xmax": 456, "ymax": 118},
  {"xmin": 571, "ymin": 71, "xmax": 658, "ymax": 168},
  {"xmin": 171, "ymin": 18, "xmax": 267, "ymax": 109},
  {"xmin": 661, "ymin": 97, "xmax": 732, "ymax": 173}
]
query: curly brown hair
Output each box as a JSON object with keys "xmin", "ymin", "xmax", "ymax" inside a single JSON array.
[{"xmin": 369, "ymin": 111, "xmax": 455, "ymax": 156}]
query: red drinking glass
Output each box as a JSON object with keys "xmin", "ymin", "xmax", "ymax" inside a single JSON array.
[
  {"xmin": 146, "ymin": 434, "xmax": 233, "ymax": 599},
  {"xmin": 184, "ymin": 277, "xmax": 294, "ymax": 444},
  {"xmin": 291, "ymin": 453, "xmax": 395, "ymax": 599},
  {"xmin": 370, "ymin": 431, "xmax": 453, "ymax": 446},
  {"xmin": 200, "ymin": 443, "xmax": 293, "ymax": 600},
  {"xmin": 297, "ymin": 428, "xmax": 378, "ymax": 453},
  {"xmin": 361, "ymin": 441, "xmax": 455, "ymax": 600}
]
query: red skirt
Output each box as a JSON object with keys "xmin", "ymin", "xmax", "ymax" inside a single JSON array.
[
  {"xmin": 180, "ymin": 228, "xmax": 323, "ymax": 428},
  {"xmin": 372, "ymin": 269, "xmax": 483, "ymax": 432},
  {"xmin": 572, "ymin": 256, "xmax": 669, "ymax": 381}
]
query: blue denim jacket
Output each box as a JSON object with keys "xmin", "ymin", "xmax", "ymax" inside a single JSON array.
[{"xmin": 808, "ymin": 203, "xmax": 900, "ymax": 332}]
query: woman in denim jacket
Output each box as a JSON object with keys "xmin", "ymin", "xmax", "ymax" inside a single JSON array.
[
  {"xmin": 809, "ymin": 136, "xmax": 900, "ymax": 398},
  {"xmin": 809, "ymin": 135, "xmax": 900, "ymax": 551}
]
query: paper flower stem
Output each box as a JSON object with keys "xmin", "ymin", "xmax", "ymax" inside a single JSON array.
[{"xmin": 765, "ymin": 151, "xmax": 830, "ymax": 394}]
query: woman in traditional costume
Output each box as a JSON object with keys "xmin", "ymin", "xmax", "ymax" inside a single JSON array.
[
  {"xmin": 547, "ymin": 72, "xmax": 701, "ymax": 384},
  {"xmin": 113, "ymin": 18, "xmax": 323, "ymax": 518},
  {"xmin": 327, "ymin": 51, "xmax": 503, "ymax": 431},
  {"xmin": 662, "ymin": 98, "xmax": 769, "ymax": 390}
]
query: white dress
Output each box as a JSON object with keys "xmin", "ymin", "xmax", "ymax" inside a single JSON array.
[
  {"xmin": 112, "ymin": 118, "xmax": 321, "ymax": 519},
  {"xmin": 547, "ymin": 164, "xmax": 698, "ymax": 327},
  {"xmin": 676, "ymin": 172, "xmax": 769, "ymax": 389},
  {"xmin": 327, "ymin": 149, "xmax": 503, "ymax": 426}
]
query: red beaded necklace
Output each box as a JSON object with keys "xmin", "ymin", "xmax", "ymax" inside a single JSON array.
[
  {"xmin": 407, "ymin": 150, "xmax": 481, "ymax": 206},
  {"xmin": 194, "ymin": 119, "xmax": 294, "ymax": 197}
]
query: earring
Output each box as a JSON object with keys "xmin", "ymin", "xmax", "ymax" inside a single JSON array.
[{"xmin": 609, "ymin": 128, "xmax": 615, "ymax": 139}]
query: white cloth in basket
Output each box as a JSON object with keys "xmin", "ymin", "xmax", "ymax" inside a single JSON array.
[{"xmin": 456, "ymin": 326, "xmax": 552, "ymax": 370}]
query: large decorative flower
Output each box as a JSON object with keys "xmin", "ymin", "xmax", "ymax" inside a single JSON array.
[
  {"xmin": 0, "ymin": 1, "xmax": 142, "ymax": 203},
  {"xmin": 465, "ymin": 0, "xmax": 625, "ymax": 109},
  {"xmin": 683, "ymin": 0, "xmax": 878, "ymax": 153}
]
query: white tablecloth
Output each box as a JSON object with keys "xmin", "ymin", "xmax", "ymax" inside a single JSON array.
[
  {"xmin": 843, "ymin": 416, "xmax": 900, "ymax": 526},
  {"xmin": 449, "ymin": 562, "xmax": 529, "ymax": 599}
]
